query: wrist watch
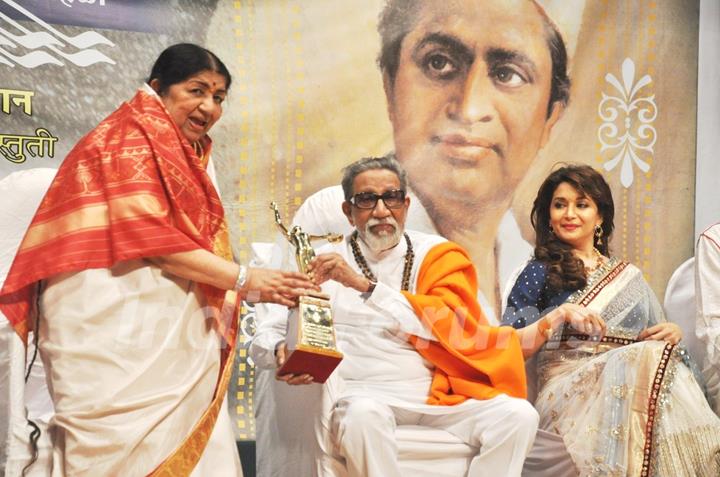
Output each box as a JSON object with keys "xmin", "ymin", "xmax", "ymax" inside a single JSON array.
[{"xmin": 361, "ymin": 279, "xmax": 377, "ymax": 299}]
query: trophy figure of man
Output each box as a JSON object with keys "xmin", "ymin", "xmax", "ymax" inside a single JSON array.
[
  {"xmin": 271, "ymin": 202, "xmax": 342, "ymax": 275},
  {"xmin": 270, "ymin": 202, "xmax": 344, "ymax": 382}
]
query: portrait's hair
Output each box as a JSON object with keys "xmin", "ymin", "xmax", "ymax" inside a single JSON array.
[
  {"xmin": 531, "ymin": 164, "xmax": 615, "ymax": 292},
  {"xmin": 377, "ymin": 0, "xmax": 570, "ymax": 116},
  {"xmin": 341, "ymin": 155, "xmax": 408, "ymax": 200},
  {"xmin": 147, "ymin": 43, "xmax": 232, "ymax": 94}
]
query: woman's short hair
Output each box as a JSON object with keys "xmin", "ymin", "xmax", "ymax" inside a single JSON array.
[{"xmin": 147, "ymin": 43, "xmax": 232, "ymax": 94}]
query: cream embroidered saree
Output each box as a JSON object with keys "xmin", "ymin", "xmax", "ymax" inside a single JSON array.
[{"xmin": 533, "ymin": 259, "xmax": 720, "ymax": 476}]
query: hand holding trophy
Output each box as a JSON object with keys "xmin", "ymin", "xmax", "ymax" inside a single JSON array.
[{"xmin": 270, "ymin": 202, "xmax": 344, "ymax": 383}]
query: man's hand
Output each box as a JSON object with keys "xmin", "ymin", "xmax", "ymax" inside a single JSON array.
[
  {"xmin": 274, "ymin": 342, "xmax": 314, "ymax": 385},
  {"xmin": 241, "ymin": 268, "xmax": 319, "ymax": 307},
  {"xmin": 307, "ymin": 253, "xmax": 370, "ymax": 292},
  {"xmin": 639, "ymin": 322, "xmax": 682, "ymax": 345}
]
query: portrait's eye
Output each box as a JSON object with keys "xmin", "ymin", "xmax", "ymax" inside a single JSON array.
[
  {"xmin": 429, "ymin": 55, "xmax": 448, "ymax": 71},
  {"xmin": 492, "ymin": 65, "xmax": 528, "ymax": 88},
  {"xmin": 423, "ymin": 52, "xmax": 459, "ymax": 79},
  {"xmin": 214, "ymin": 95, "xmax": 225, "ymax": 104},
  {"xmin": 552, "ymin": 201, "xmax": 565, "ymax": 209}
]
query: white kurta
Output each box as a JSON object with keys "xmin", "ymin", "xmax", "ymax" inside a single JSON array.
[
  {"xmin": 251, "ymin": 230, "xmax": 538, "ymax": 477},
  {"xmin": 325, "ymin": 230, "xmax": 439, "ymax": 405},
  {"xmin": 253, "ymin": 230, "xmax": 444, "ymax": 405},
  {"xmin": 696, "ymin": 223, "xmax": 720, "ymax": 414}
]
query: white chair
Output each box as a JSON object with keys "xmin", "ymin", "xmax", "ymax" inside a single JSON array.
[{"xmin": 1, "ymin": 168, "xmax": 57, "ymax": 477}]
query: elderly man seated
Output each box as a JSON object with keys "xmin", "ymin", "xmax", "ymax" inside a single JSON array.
[{"xmin": 253, "ymin": 157, "xmax": 537, "ymax": 477}]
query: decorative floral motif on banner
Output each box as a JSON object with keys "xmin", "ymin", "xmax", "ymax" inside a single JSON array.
[{"xmin": 598, "ymin": 58, "xmax": 658, "ymax": 188}]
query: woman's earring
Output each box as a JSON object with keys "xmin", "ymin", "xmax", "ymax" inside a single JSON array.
[{"xmin": 594, "ymin": 224, "xmax": 603, "ymax": 246}]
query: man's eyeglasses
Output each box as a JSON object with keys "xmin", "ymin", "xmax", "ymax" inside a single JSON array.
[{"xmin": 349, "ymin": 189, "xmax": 406, "ymax": 209}]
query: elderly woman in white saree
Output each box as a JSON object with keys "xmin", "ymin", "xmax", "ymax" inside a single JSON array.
[
  {"xmin": 501, "ymin": 165, "xmax": 720, "ymax": 476},
  {"xmin": 0, "ymin": 44, "xmax": 317, "ymax": 476}
]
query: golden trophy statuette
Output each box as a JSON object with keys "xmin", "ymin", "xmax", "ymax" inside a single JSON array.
[{"xmin": 271, "ymin": 202, "xmax": 343, "ymax": 383}]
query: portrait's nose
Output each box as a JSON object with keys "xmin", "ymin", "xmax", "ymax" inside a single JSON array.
[
  {"xmin": 565, "ymin": 205, "xmax": 577, "ymax": 218},
  {"xmin": 447, "ymin": 62, "xmax": 496, "ymax": 124}
]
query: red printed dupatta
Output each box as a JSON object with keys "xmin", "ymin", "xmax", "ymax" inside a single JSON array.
[
  {"xmin": 0, "ymin": 88, "xmax": 240, "ymax": 475},
  {"xmin": 0, "ymin": 88, "xmax": 236, "ymax": 342}
]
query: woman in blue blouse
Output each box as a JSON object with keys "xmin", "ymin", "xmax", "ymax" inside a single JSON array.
[{"xmin": 502, "ymin": 165, "xmax": 720, "ymax": 476}]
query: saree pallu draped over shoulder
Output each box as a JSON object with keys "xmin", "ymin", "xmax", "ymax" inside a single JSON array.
[
  {"xmin": 0, "ymin": 88, "xmax": 240, "ymax": 476},
  {"xmin": 535, "ymin": 259, "xmax": 720, "ymax": 477}
]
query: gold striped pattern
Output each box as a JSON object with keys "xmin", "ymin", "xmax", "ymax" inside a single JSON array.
[{"xmin": 232, "ymin": 0, "xmax": 256, "ymax": 441}]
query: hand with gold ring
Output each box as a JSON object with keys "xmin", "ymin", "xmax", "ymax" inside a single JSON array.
[{"xmin": 638, "ymin": 322, "xmax": 682, "ymax": 345}]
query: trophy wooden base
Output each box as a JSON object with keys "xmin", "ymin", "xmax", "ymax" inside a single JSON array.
[
  {"xmin": 277, "ymin": 345, "xmax": 343, "ymax": 383},
  {"xmin": 279, "ymin": 294, "xmax": 343, "ymax": 383}
]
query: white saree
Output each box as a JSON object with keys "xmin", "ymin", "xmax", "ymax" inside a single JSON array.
[{"xmin": 38, "ymin": 259, "xmax": 241, "ymax": 477}]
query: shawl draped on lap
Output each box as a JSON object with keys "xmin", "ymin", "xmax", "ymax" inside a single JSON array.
[
  {"xmin": 402, "ymin": 242, "xmax": 527, "ymax": 404},
  {"xmin": 0, "ymin": 88, "xmax": 239, "ymax": 476}
]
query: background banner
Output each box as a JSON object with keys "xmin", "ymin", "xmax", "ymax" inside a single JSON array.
[{"xmin": 0, "ymin": 0, "xmax": 700, "ymax": 443}]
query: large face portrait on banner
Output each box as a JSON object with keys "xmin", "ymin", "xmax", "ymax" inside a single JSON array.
[
  {"xmin": 0, "ymin": 0, "xmax": 700, "ymax": 441},
  {"xmin": 202, "ymin": 0, "xmax": 698, "ymax": 304}
]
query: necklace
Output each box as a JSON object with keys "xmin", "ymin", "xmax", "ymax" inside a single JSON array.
[
  {"xmin": 192, "ymin": 141, "xmax": 204, "ymax": 158},
  {"xmin": 192, "ymin": 141, "xmax": 208, "ymax": 167},
  {"xmin": 584, "ymin": 247, "xmax": 604, "ymax": 273},
  {"xmin": 350, "ymin": 231, "xmax": 414, "ymax": 291}
]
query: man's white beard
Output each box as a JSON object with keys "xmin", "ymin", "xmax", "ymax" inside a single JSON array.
[{"xmin": 358, "ymin": 217, "xmax": 403, "ymax": 253}]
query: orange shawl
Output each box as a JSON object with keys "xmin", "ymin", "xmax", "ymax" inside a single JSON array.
[
  {"xmin": 0, "ymin": 88, "xmax": 238, "ymax": 475},
  {"xmin": 402, "ymin": 242, "xmax": 527, "ymax": 404}
]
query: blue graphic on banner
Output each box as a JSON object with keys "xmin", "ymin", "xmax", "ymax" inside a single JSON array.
[
  {"xmin": 0, "ymin": 0, "xmax": 168, "ymax": 33},
  {"xmin": 0, "ymin": 0, "xmax": 118, "ymax": 67}
]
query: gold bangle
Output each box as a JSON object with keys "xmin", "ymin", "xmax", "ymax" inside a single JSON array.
[{"xmin": 538, "ymin": 316, "xmax": 553, "ymax": 340}]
